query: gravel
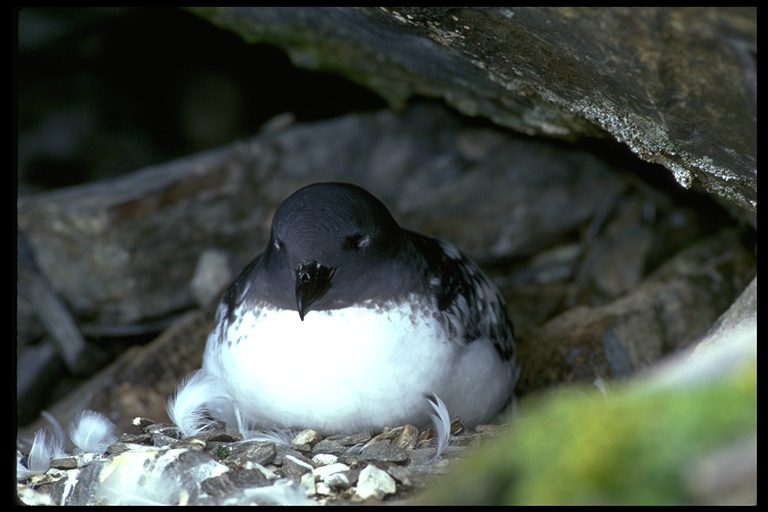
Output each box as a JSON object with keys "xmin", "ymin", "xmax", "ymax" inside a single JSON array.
[{"xmin": 17, "ymin": 415, "xmax": 493, "ymax": 505}]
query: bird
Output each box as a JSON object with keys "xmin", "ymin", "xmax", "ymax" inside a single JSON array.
[{"xmin": 201, "ymin": 182, "xmax": 519, "ymax": 435}]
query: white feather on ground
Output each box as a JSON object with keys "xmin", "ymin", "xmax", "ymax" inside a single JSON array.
[
  {"xmin": 167, "ymin": 370, "xmax": 232, "ymax": 438},
  {"xmin": 16, "ymin": 428, "xmax": 63, "ymax": 480},
  {"xmin": 345, "ymin": 442, "xmax": 366, "ymax": 455},
  {"xmin": 426, "ymin": 393, "xmax": 451, "ymax": 461},
  {"xmin": 68, "ymin": 410, "xmax": 118, "ymax": 454},
  {"xmin": 233, "ymin": 407, "xmax": 296, "ymax": 445}
]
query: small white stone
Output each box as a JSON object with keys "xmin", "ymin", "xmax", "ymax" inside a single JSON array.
[
  {"xmin": 311, "ymin": 453, "xmax": 339, "ymax": 466},
  {"xmin": 312, "ymin": 462, "xmax": 350, "ymax": 482},
  {"xmin": 354, "ymin": 464, "xmax": 397, "ymax": 500}
]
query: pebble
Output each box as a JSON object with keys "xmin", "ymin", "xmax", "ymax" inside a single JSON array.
[
  {"xmin": 386, "ymin": 465, "xmax": 419, "ymax": 489},
  {"xmin": 292, "ymin": 429, "xmax": 322, "ymax": 446},
  {"xmin": 131, "ymin": 417, "xmax": 156, "ymax": 430},
  {"xmin": 328, "ymin": 469, "xmax": 358, "ymax": 490},
  {"xmin": 360, "ymin": 442, "xmax": 409, "ymax": 464},
  {"xmin": 49, "ymin": 456, "xmax": 79, "ymax": 470},
  {"xmin": 152, "ymin": 433, "xmax": 178, "ymax": 448},
  {"xmin": 355, "ymin": 464, "xmax": 397, "ymax": 500},
  {"xmin": 282, "ymin": 454, "xmax": 314, "ymax": 478},
  {"xmin": 274, "ymin": 444, "xmax": 311, "ymax": 466},
  {"xmin": 312, "ymin": 462, "xmax": 351, "ymax": 482},
  {"xmin": 224, "ymin": 441, "xmax": 276, "ymax": 468},
  {"xmin": 311, "ymin": 453, "xmax": 339, "ymax": 466},
  {"xmin": 393, "ymin": 424, "xmax": 420, "ymax": 450}
]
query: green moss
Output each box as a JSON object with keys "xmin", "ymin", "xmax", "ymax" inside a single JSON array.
[{"xmin": 419, "ymin": 361, "xmax": 755, "ymax": 505}]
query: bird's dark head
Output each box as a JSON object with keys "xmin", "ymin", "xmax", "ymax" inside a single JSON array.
[{"xmin": 264, "ymin": 182, "xmax": 408, "ymax": 320}]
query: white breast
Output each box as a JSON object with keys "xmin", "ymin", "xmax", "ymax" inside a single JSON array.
[{"xmin": 202, "ymin": 296, "xmax": 512, "ymax": 434}]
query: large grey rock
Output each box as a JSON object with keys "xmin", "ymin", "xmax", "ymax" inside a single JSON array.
[
  {"xmin": 518, "ymin": 228, "xmax": 753, "ymax": 394},
  {"xmin": 189, "ymin": 7, "xmax": 756, "ymax": 214}
]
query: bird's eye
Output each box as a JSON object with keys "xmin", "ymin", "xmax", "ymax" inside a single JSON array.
[
  {"xmin": 273, "ymin": 237, "xmax": 284, "ymax": 251},
  {"xmin": 343, "ymin": 233, "xmax": 371, "ymax": 251}
]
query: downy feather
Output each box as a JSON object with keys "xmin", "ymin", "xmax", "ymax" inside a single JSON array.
[
  {"xmin": 234, "ymin": 407, "xmax": 296, "ymax": 445},
  {"xmin": 69, "ymin": 410, "xmax": 118, "ymax": 453},
  {"xmin": 167, "ymin": 369, "xmax": 231, "ymax": 438},
  {"xmin": 16, "ymin": 428, "xmax": 63, "ymax": 480},
  {"xmin": 40, "ymin": 411, "xmax": 67, "ymax": 457}
]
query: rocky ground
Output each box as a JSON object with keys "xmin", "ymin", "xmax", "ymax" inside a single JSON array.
[{"xmin": 18, "ymin": 414, "xmax": 504, "ymax": 505}]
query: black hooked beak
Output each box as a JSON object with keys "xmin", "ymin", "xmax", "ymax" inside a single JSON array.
[{"xmin": 295, "ymin": 260, "xmax": 336, "ymax": 321}]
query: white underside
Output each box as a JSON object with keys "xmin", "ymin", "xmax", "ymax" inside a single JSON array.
[{"xmin": 202, "ymin": 300, "xmax": 512, "ymax": 434}]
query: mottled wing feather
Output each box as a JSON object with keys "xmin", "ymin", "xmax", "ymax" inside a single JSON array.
[{"xmin": 405, "ymin": 231, "xmax": 516, "ymax": 362}]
